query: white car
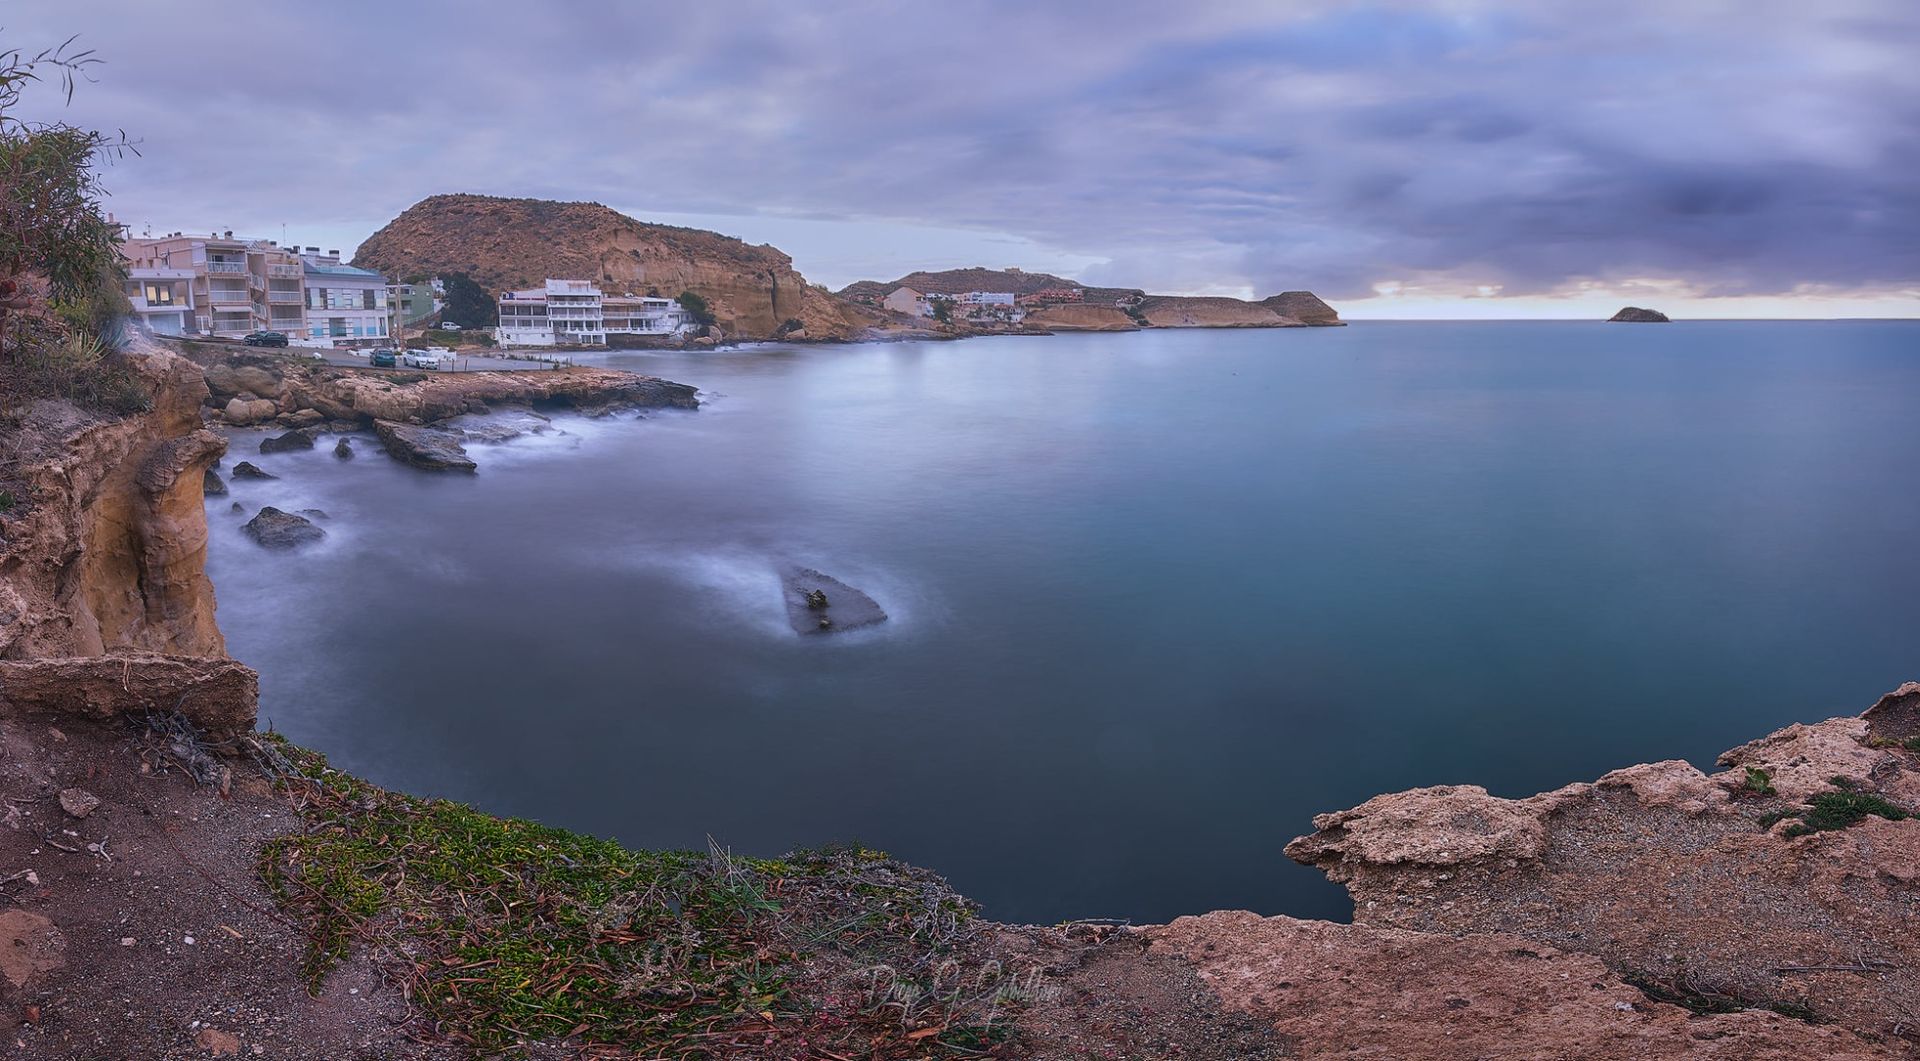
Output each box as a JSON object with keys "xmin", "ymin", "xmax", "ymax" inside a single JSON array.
[
  {"xmin": 440, "ymin": 322, "xmax": 461, "ymax": 331},
  {"xmin": 402, "ymin": 349, "xmax": 446, "ymax": 369}
]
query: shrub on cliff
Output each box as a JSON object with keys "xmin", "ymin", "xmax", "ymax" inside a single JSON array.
[
  {"xmin": 676, "ymin": 290, "xmax": 716, "ymax": 330},
  {"xmin": 0, "ymin": 36, "xmax": 144, "ymax": 412}
]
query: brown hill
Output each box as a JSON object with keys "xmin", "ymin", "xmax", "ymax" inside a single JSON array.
[
  {"xmin": 1260, "ymin": 291, "xmax": 1343, "ymax": 325},
  {"xmin": 838, "ymin": 267, "xmax": 1102, "ymax": 303},
  {"xmin": 1024, "ymin": 304, "xmax": 1140, "ymax": 331},
  {"xmin": 352, "ymin": 195, "xmax": 871, "ymax": 341},
  {"xmin": 1136, "ymin": 296, "xmax": 1305, "ymax": 328}
]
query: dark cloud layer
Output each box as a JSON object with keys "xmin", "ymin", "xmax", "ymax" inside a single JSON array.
[{"xmin": 9, "ymin": 1, "xmax": 1916, "ymax": 299}]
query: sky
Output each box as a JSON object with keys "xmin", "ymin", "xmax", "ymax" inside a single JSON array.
[{"xmin": 8, "ymin": 2, "xmax": 1917, "ymax": 319}]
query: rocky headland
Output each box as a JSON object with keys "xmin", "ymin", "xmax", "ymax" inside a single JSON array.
[
  {"xmin": 1611, "ymin": 305, "xmax": 1673, "ymax": 322},
  {"xmin": 840, "ymin": 267, "xmax": 1345, "ymax": 332},
  {"xmin": 1, "ymin": 339, "xmax": 1914, "ymax": 1059}
]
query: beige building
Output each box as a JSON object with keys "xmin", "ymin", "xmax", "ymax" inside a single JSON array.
[
  {"xmin": 121, "ymin": 232, "xmax": 308, "ymax": 339},
  {"xmin": 882, "ymin": 286, "xmax": 925, "ymax": 316}
]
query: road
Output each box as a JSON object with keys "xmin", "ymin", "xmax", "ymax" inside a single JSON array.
[{"xmin": 304, "ymin": 349, "xmax": 567, "ymax": 373}]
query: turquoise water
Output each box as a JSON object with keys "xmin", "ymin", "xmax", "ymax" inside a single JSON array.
[{"xmin": 206, "ymin": 321, "xmax": 1920, "ymax": 924}]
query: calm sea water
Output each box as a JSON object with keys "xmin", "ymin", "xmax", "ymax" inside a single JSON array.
[{"xmin": 205, "ymin": 321, "xmax": 1920, "ymax": 924}]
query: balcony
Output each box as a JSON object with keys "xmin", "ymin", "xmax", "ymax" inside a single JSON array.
[
  {"xmin": 207, "ymin": 290, "xmax": 252, "ymax": 306},
  {"xmin": 206, "ymin": 261, "xmax": 247, "ymax": 274},
  {"xmin": 267, "ymin": 264, "xmax": 301, "ymax": 279},
  {"xmin": 268, "ymin": 290, "xmax": 303, "ymax": 303}
]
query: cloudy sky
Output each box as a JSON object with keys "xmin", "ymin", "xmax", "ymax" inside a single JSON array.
[{"xmin": 9, "ymin": 2, "xmax": 1916, "ymax": 317}]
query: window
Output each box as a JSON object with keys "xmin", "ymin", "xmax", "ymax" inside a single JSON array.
[
  {"xmin": 362, "ymin": 289, "xmax": 375, "ymax": 310},
  {"xmin": 145, "ymin": 284, "xmax": 173, "ymax": 305}
]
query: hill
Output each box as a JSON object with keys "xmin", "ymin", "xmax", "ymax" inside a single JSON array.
[
  {"xmin": 840, "ymin": 267, "xmax": 1343, "ymax": 328},
  {"xmin": 352, "ymin": 195, "xmax": 874, "ymax": 341}
]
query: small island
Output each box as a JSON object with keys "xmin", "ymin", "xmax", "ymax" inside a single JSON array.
[{"xmin": 1608, "ymin": 306, "xmax": 1671, "ymax": 322}]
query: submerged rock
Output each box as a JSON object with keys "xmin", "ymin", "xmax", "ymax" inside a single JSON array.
[
  {"xmin": 259, "ymin": 428, "xmax": 318, "ymax": 454},
  {"xmin": 373, "ymin": 419, "xmax": 476, "ymax": 472},
  {"xmin": 450, "ymin": 406, "xmax": 554, "ymax": 444},
  {"xmin": 333, "ymin": 437, "xmax": 354, "ymax": 460},
  {"xmin": 202, "ymin": 468, "xmax": 227, "ymax": 497},
  {"xmin": 1608, "ymin": 306, "xmax": 1670, "ymax": 322},
  {"xmin": 781, "ymin": 566, "xmax": 887, "ymax": 635},
  {"xmin": 230, "ymin": 461, "xmax": 276, "ymax": 480},
  {"xmin": 242, "ymin": 506, "xmax": 325, "ymax": 549}
]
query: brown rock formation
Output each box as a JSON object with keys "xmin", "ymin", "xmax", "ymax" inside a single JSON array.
[
  {"xmin": 0, "ymin": 337, "xmax": 225, "ymax": 658},
  {"xmin": 351, "ymin": 194, "xmax": 869, "ymax": 341},
  {"xmin": 0, "ymin": 654, "xmax": 256, "ymax": 739},
  {"xmin": 1260, "ymin": 290, "xmax": 1344, "ymax": 325},
  {"xmin": 1285, "ymin": 687, "xmax": 1920, "ymax": 1044},
  {"xmin": 1610, "ymin": 306, "xmax": 1672, "ymax": 322},
  {"xmin": 1136, "ymin": 295, "xmax": 1310, "ymax": 328},
  {"xmin": 1021, "ymin": 304, "xmax": 1141, "ymax": 331},
  {"xmin": 1148, "ymin": 911, "xmax": 1897, "ymax": 1059}
]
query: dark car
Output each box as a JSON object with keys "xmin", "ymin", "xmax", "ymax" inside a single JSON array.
[
  {"xmin": 369, "ymin": 348, "xmax": 398, "ymax": 367},
  {"xmin": 243, "ymin": 330, "xmax": 289, "ymax": 347}
]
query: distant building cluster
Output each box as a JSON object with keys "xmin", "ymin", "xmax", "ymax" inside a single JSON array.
[
  {"xmin": 497, "ymin": 280, "xmax": 691, "ymax": 347},
  {"xmin": 119, "ymin": 230, "xmax": 444, "ymax": 347},
  {"xmin": 883, "ymin": 286, "xmax": 1027, "ymax": 324}
]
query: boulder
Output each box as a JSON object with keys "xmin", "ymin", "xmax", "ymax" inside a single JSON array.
[
  {"xmin": 1608, "ymin": 306, "xmax": 1670, "ymax": 322},
  {"xmin": 229, "ymin": 461, "xmax": 276, "ymax": 480},
  {"xmin": 781, "ymin": 566, "xmax": 887, "ymax": 635},
  {"xmin": 202, "ymin": 468, "xmax": 227, "ymax": 497},
  {"xmin": 259, "ymin": 427, "xmax": 318, "ymax": 454},
  {"xmin": 0, "ymin": 655, "xmax": 258, "ymax": 739},
  {"xmin": 203, "ymin": 362, "xmax": 284, "ymax": 399},
  {"xmin": 373, "ymin": 419, "xmax": 476, "ymax": 472},
  {"xmin": 274, "ymin": 408, "xmax": 326, "ymax": 429},
  {"xmin": 242, "ymin": 506, "xmax": 325, "ymax": 549},
  {"xmin": 333, "ymin": 437, "xmax": 354, "ymax": 460},
  {"xmin": 222, "ymin": 397, "xmax": 278, "ymax": 426}
]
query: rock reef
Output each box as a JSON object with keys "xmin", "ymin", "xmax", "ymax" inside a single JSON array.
[
  {"xmin": 1610, "ymin": 306, "xmax": 1671, "ymax": 322},
  {"xmin": 781, "ymin": 566, "xmax": 887, "ymax": 634}
]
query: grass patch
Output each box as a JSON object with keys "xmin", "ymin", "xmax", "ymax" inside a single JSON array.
[
  {"xmin": 1904, "ymin": 736, "xmax": 1920, "ymax": 754},
  {"xmin": 1736, "ymin": 767, "xmax": 1775, "ymax": 796},
  {"xmin": 1761, "ymin": 781, "xmax": 1908, "ymax": 838},
  {"xmin": 260, "ymin": 744, "xmax": 1022, "ymax": 1057}
]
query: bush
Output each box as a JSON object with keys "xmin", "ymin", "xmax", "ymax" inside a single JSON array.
[
  {"xmin": 676, "ymin": 290, "xmax": 716, "ymax": 328},
  {"xmin": 439, "ymin": 272, "xmax": 497, "ymax": 328},
  {"xmin": 1737, "ymin": 767, "xmax": 1775, "ymax": 796}
]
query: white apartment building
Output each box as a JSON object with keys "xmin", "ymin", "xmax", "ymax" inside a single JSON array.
[
  {"xmin": 299, "ymin": 249, "xmax": 389, "ymax": 346},
  {"xmin": 916, "ymin": 290, "xmax": 1025, "ymax": 323},
  {"xmin": 496, "ymin": 279, "xmax": 690, "ymax": 347},
  {"xmin": 122, "ymin": 265, "xmax": 197, "ymax": 335}
]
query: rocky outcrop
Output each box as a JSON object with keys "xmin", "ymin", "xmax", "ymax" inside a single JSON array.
[
  {"xmin": 1147, "ymin": 912, "xmax": 1897, "ymax": 1060},
  {"xmin": 351, "ymin": 194, "xmax": 868, "ymax": 341},
  {"xmin": 373, "ymin": 420, "xmax": 476, "ymax": 472},
  {"xmin": 0, "ymin": 654, "xmax": 256, "ymax": 739},
  {"xmin": 781, "ymin": 567, "xmax": 888, "ymax": 635},
  {"xmin": 0, "ymin": 338, "xmax": 226, "ymax": 659},
  {"xmin": 1136, "ymin": 295, "xmax": 1309, "ymax": 328},
  {"xmin": 1609, "ymin": 306, "xmax": 1671, "ymax": 322},
  {"xmin": 1284, "ymin": 685, "xmax": 1920, "ymax": 1043},
  {"xmin": 242, "ymin": 507, "xmax": 327, "ymax": 549},
  {"xmin": 229, "ymin": 461, "xmax": 276, "ymax": 480},
  {"xmin": 258, "ymin": 428, "xmax": 317, "ymax": 454},
  {"xmin": 1260, "ymin": 290, "xmax": 1344, "ymax": 325},
  {"xmin": 292, "ymin": 366, "xmax": 698, "ymax": 425}
]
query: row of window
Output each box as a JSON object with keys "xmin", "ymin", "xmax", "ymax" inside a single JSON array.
[{"xmin": 307, "ymin": 287, "xmax": 386, "ymax": 310}]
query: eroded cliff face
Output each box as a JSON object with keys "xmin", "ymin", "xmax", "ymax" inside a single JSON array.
[
  {"xmin": 351, "ymin": 194, "xmax": 872, "ymax": 341},
  {"xmin": 0, "ymin": 338, "xmax": 226, "ymax": 659},
  {"xmin": 1275, "ymin": 682, "xmax": 1920, "ymax": 1050}
]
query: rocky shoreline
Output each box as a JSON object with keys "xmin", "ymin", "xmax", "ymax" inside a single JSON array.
[{"xmin": 0, "ymin": 341, "xmax": 1913, "ymax": 1058}]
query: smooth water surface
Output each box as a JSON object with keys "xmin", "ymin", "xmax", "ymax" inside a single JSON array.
[{"xmin": 206, "ymin": 321, "xmax": 1920, "ymax": 924}]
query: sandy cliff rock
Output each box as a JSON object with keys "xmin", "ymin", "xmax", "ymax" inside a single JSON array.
[
  {"xmin": 1285, "ymin": 687, "xmax": 1920, "ymax": 1044},
  {"xmin": 1261, "ymin": 290, "xmax": 1344, "ymax": 325},
  {"xmin": 1021, "ymin": 304, "xmax": 1141, "ymax": 331},
  {"xmin": 1135, "ymin": 295, "xmax": 1308, "ymax": 328},
  {"xmin": 352, "ymin": 194, "xmax": 869, "ymax": 341},
  {"xmin": 0, "ymin": 338, "xmax": 225, "ymax": 658}
]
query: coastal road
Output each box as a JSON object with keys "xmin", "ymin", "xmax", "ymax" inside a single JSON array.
[{"xmin": 305, "ymin": 349, "xmax": 568, "ymax": 373}]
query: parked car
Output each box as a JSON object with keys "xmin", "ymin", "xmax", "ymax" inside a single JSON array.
[
  {"xmin": 403, "ymin": 348, "xmax": 445, "ymax": 369},
  {"xmin": 369, "ymin": 348, "xmax": 398, "ymax": 368},
  {"xmin": 243, "ymin": 330, "xmax": 288, "ymax": 347},
  {"xmin": 439, "ymin": 322, "xmax": 461, "ymax": 331}
]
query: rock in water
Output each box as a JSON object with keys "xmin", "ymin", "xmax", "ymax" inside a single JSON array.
[
  {"xmin": 373, "ymin": 419, "xmax": 476, "ymax": 472},
  {"xmin": 202, "ymin": 468, "xmax": 228, "ymax": 497},
  {"xmin": 259, "ymin": 427, "xmax": 318, "ymax": 453},
  {"xmin": 243, "ymin": 507, "xmax": 325, "ymax": 549},
  {"xmin": 1608, "ymin": 306, "xmax": 1670, "ymax": 322},
  {"xmin": 333, "ymin": 437, "xmax": 354, "ymax": 460},
  {"xmin": 781, "ymin": 566, "xmax": 887, "ymax": 635},
  {"xmin": 230, "ymin": 461, "xmax": 277, "ymax": 480}
]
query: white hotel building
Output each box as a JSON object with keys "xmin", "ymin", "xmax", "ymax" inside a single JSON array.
[{"xmin": 496, "ymin": 279, "xmax": 690, "ymax": 347}]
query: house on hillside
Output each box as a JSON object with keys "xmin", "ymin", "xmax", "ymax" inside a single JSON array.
[
  {"xmin": 1016, "ymin": 286, "xmax": 1082, "ymax": 307},
  {"xmin": 882, "ymin": 286, "xmax": 926, "ymax": 317},
  {"xmin": 120, "ymin": 231, "xmax": 309, "ymax": 339},
  {"xmin": 496, "ymin": 279, "xmax": 689, "ymax": 347}
]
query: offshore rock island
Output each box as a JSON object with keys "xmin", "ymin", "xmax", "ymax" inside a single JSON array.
[{"xmin": 0, "ymin": 340, "xmax": 1913, "ymax": 1058}]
